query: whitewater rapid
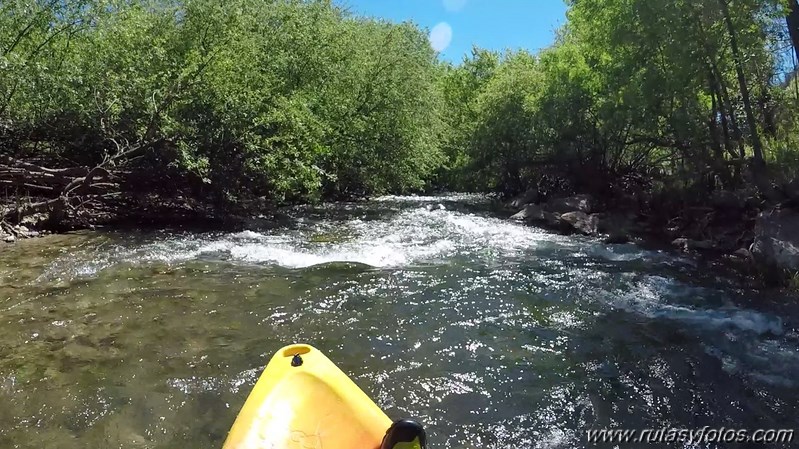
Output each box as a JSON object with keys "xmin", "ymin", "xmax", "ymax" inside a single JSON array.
[{"xmin": 5, "ymin": 193, "xmax": 795, "ymax": 449}]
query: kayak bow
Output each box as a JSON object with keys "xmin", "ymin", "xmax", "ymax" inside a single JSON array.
[{"xmin": 223, "ymin": 344, "xmax": 425, "ymax": 449}]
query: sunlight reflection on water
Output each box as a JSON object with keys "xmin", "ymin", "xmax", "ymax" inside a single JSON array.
[{"xmin": 0, "ymin": 194, "xmax": 797, "ymax": 448}]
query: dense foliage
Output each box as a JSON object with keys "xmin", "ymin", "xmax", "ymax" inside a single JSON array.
[
  {"xmin": 1, "ymin": 0, "xmax": 442, "ymax": 212},
  {"xmin": 438, "ymin": 0, "xmax": 799, "ymax": 203},
  {"xmin": 2, "ymin": 0, "xmax": 799, "ymax": 222}
]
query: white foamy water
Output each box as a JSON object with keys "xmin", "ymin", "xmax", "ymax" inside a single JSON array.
[
  {"xmin": 10, "ymin": 194, "xmax": 799, "ymax": 449},
  {"xmin": 33, "ymin": 195, "xmax": 799, "ymax": 394},
  {"xmin": 604, "ymin": 275, "xmax": 783, "ymax": 336},
  {"xmin": 600, "ymin": 274, "xmax": 799, "ymax": 388},
  {"xmin": 39, "ymin": 204, "xmax": 568, "ymax": 280}
]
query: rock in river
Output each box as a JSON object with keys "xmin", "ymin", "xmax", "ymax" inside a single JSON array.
[
  {"xmin": 545, "ymin": 194, "xmax": 594, "ymax": 214},
  {"xmin": 559, "ymin": 211, "xmax": 599, "ymax": 235},
  {"xmin": 507, "ymin": 189, "xmax": 539, "ymax": 209},
  {"xmin": 672, "ymin": 238, "xmax": 714, "ymax": 251},
  {"xmin": 751, "ymin": 208, "xmax": 799, "ymax": 271},
  {"xmin": 510, "ymin": 204, "xmax": 545, "ymax": 222}
]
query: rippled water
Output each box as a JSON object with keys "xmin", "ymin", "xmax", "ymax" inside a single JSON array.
[{"xmin": 1, "ymin": 194, "xmax": 798, "ymax": 448}]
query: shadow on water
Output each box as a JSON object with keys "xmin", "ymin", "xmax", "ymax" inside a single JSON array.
[{"xmin": 1, "ymin": 194, "xmax": 798, "ymax": 448}]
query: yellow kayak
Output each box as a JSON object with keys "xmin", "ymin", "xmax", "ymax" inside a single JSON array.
[{"xmin": 223, "ymin": 343, "xmax": 426, "ymax": 449}]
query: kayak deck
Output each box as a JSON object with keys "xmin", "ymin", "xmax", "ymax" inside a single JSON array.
[{"xmin": 223, "ymin": 344, "xmax": 394, "ymax": 449}]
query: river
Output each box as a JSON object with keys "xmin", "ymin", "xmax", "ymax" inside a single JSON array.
[{"xmin": 1, "ymin": 194, "xmax": 797, "ymax": 448}]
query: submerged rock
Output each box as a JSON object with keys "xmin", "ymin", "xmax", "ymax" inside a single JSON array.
[
  {"xmin": 309, "ymin": 232, "xmax": 351, "ymax": 244},
  {"xmin": 304, "ymin": 261, "xmax": 374, "ymax": 272},
  {"xmin": 604, "ymin": 233, "xmax": 631, "ymax": 244},
  {"xmin": 751, "ymin": 208, "xmax": 799, "ymax": 271},
  {"xmin": 672, "ymin": 238, "xmax": 714, "ymax": 251},
  {"xmin": 425, "ymin": 203, "xmax": 446, "ymax": 211}
]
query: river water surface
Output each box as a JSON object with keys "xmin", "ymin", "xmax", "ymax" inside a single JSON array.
[{"xmin": 1, "ymin": 195, "xmax": 798, "ymax": 448}]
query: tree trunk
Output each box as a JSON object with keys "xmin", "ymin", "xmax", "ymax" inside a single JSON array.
[
  {"xmin": 787, "ymin": 0, "xmax": 799, "ymax": 64},
  {"xmin": 707, "ymin": 67, "xmax": 730, "ymax": 156},
  {"xmin": 719, "ymin": 0, "xmax": 765, "ymax": 167},
  {"xmin": 707, "ymin": 70, "xmax": 732, "ymax": 188},
  {"xmin": 711, "ymin": 60, "xmax": 743, "ymax": 160}
]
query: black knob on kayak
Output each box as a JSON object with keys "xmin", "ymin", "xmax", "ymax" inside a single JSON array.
[
  {"xmin": 291, "ymin": 354, "xmax": 303, "ymax": 367},
  {"xmin": 380, "ymin": 419, "xmax": 427, "ymax": 449}
]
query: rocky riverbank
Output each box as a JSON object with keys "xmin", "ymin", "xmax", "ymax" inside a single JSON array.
[
  {"xmin": 504, "ymin": 189, "xmax": 799, "ymax": 287},
  {"xmin": 5, "ymin": 181, "xmax": 799, "ymax": 289},
  {"xmin": 0, "ymin": 192, "xmax": 236, "ymax": 244},
  {"xmin": 0, "ymin": 221, "xmax": 46, "ymax": 242}
]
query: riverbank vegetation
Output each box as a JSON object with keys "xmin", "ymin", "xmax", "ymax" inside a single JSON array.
[
  {"xmin": 441, "ymin": 0, "xmax": 799, "ymax": 197},
  {"xmin": 3, "ymin": 0, "xmax": 799, "ymax": 267},
  {"xmin": 437, "ymin": 0, "xmax": 799, "ymax": 283},
  {"xmin": 1, "ymin": 0, "xmax": 443, "ymax": 229}
]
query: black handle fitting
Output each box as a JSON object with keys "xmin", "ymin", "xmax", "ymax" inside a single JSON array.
[{"xmin": 291, "ymin": 354, "xmax": 303, "ymax": 367}]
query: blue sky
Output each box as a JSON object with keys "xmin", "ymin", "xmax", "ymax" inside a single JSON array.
[{"xmin": 338, "ymin": 0, "xmax": 568, "ymax": 63}]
